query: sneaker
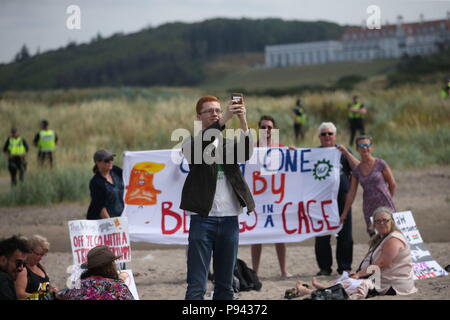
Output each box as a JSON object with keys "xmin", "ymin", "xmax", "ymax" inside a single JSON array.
[{"xmin": 316, "ymin": 269, "xmax": 332, "ymax": 276}]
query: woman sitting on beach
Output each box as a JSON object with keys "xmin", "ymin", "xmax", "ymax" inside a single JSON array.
[
  {"xmin": 15, "ymin": 235, "xmax": 59, "ymax": 300},
  {"xmin": 56, "ymin": 246, "xmax": 134, "ymax": 300},
  {"xmin": 291, "ymin": 207, "xmax": 417, "ymax": 299},
  {"xmin": 340, "ymin": 135, "xmax": 397, "ymax": 236}
]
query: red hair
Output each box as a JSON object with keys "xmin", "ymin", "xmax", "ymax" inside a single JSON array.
[{"xmin": 196, "ymin": 96, "xmax": 220, "ymax": 114}]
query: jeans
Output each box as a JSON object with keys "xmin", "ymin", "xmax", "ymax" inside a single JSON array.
[
  {"xmin": 315, "ymin": 210, "xmax": 353, "ymax": 273},
  {"xmin": 185, "ymin": 215, "xmax": 239, "ymax": 300}
]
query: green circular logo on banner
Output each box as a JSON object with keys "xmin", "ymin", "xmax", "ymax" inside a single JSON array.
[{"xmin": 313, "ymin": 159, "xmax": 333, "ymax": 181}]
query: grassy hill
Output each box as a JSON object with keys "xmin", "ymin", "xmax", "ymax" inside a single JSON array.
[
  {"xmin": 201, "ymin": 57, "xmax": 398, "ymax": 92},
  {"xmin": 0, "ymin": 18, "xmax": 344, "ymax": 91}
]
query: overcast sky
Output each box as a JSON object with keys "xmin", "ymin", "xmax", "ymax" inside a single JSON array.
[{"xmin": 0, "ymin": 0, "xmax": 449, "ymax": 63}]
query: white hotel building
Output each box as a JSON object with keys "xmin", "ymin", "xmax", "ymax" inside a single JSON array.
[{"xmin": 265, "ymin": 15, "xmax": 450, "ymax": 67}]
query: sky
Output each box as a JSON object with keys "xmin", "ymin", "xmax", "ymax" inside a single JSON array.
[{"xmin": 0, "ymin": 0, "xmax": 449, "ymax": 63}]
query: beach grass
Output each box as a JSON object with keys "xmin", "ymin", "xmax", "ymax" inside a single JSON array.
[{"xmin": 0, "ymin": 81, "xmax": 448, "ymax": 205}]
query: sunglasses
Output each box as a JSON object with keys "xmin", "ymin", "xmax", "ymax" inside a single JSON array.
[
  {"xmin": 358, "ymin": 143, "xmax": 372, "ymax": 148},
  {"xmin": 320, "ymin": 132, "xmax": 334, "ymax": 136},
  {"xmin": 260, "ymin": 126, "xmax": 273, "ymax": 130},
  {"xmin": 16, "ymin": 260, "xmax": 26, "ymax": 268},
  {"xmin": 103, "ymin": 158, "xmax": 114, "ymax": 163},
  {"xmin": 374, "ymin": 218, "xmax": 391, "ymax": 224},
  {"xmin": 200, "ymin": 108, "xmax": 222, "ymax": 115}
]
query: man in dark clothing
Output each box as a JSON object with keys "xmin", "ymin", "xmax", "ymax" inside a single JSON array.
[
  {"xmin": 0, "ymin": 235, "xmax": 31, "ymax": 300},
  {"xmin": 347, "ymin": 95, "xmax": 367, "ymax": 145},
  {"xmin": 33, "ymin": 119, "xmax": 58, "ymax": 168},
  {"xmin": 315, "ymin": 122, "xmax": 360, "ymax": 276},
  {"xmin": 181, "ymin": 95, "xmax": 255, "ymax": 300},
  {"xmin": 3, "ymin": 127, "xmax": 29, "ymax": 186},
  {"xmin": 292, "ymin": 98, "xmax": 307, "ymax": 143}
]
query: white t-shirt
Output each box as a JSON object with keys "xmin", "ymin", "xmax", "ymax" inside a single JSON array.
[{"xmin": 188, "ymin": 137, "xmax": 243, "ymax": 217}]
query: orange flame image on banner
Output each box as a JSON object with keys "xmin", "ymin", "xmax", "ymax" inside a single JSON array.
[{"xmin": 125, "ymin": 162, "xmax": 165, "ymax": 206}]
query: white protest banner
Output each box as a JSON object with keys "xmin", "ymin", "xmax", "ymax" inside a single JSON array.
[
  {"xmin": 68, "ymin": 217, "xmax": 131, "ymax": 265},
  {"xmin": 122, "ymin": 147, "xmax": 342, "ymax": 245},
  {"xmin": 393, "ymin": 211, "xmax": 448, "ymax": 280}
]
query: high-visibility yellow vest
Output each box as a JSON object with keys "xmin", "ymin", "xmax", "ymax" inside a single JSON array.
[
  {"xmin": 294, "ymin": 108, "xmax": 307, "ymax": 124},
  {"xmin": 348, "ymin": 103, "xmax": 364, "ymax": 119},
  {"xmin": 8, "ymin": 137, "xmax": 26, "ymax": 156},
  {"xmin": 38, "ymin": 130, "xmax": 56, "ymax": 151}
]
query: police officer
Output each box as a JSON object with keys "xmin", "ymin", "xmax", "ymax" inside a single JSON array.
[
  {"xmin": 292, "ymin": 98, "xmax": 307, "ymax": 143},
  {"xmin": 3, "ymin": 128, "xmax": 29, "ymax": 186},
  {"xmin": 347, "ymin": 95, "xmax": 367, "ymax": 145},
  {"xmin": 33, "ymin": 120, "xmax": 58, "ymax": 168}
]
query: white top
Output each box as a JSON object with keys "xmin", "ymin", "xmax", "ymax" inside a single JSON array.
[{"xmin": 188, "ymin": 137, "xmax": 243, "ymax": 217}]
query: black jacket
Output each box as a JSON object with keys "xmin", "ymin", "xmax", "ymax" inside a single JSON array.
[
  {"xmin": 86, "ymin": 165, "xmax": 124, "ymax": 220},
  {"xmin": 180, "ymin": 121, "xmax": 255, "ymax": 217}
]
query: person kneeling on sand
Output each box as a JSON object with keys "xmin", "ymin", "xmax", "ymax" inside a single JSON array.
[{"xmin": 288, "ymin": 207, "xmax": 417, "ymax": 299}]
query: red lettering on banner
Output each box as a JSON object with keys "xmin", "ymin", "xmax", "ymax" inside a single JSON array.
[
  {"xmin": 321, "ymin": 200, "xmax": 339, "ymax": 230},
  {"xmin": 253, "ymin": 171, "xmax": 267, "ymax": 195},
  {"xmin": 297, "ymin": 202, "xmax": 311, "ymax": 234},
  {"xmin": 239, "ymin": 210, "xmax": 258, "ymax": 233},
  {"xmin": 74, "ymin": 248, "xmax": 90, "ymax": 264},
  {"xmin": 183, "ymin": 210, "xmax": 189, "ymax": 233},
  {"xmin": 121, "ymin": 232, "xmax": 128, "ymax": 245},
  {"xmin": 307, "ymin": 200, "xmax": 324, "ymax": 232},
  {"xmin": 161, "ymin": 201, "xmax": 182, "ymax": 235},
  {"xmin": 281, "ymin": 202, "xmax": 296, "ymax": 234},
  {"xmin": 72, "ymin": 236, "xmax": 84, "ymax": 247},
  {"xmin": 272, "ymin": 173, "xmax": 285, "ymax": 204}
]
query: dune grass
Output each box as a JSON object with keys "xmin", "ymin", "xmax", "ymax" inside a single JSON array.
[{"xmin": 0, "ymin": 82, "xmax": 449, "ymax": 206}]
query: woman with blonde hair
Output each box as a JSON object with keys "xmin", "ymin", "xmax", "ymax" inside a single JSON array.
[
  {"xmin": 15, "ymin": 235, "xmax": 59, "ymax": 300},
  {"xmin": 290, "ymin": 207, "xmax": 417, "ymax": 299}
]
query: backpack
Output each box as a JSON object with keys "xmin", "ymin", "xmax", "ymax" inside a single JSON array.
[{"xmin": 233, "ymin": 258, "xmax": 262, "ymax": 292}]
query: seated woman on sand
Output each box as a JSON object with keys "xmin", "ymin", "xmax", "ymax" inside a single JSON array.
[{"xmin": 291, "ymin": 206, "xmax": 417, "ymax": 299}]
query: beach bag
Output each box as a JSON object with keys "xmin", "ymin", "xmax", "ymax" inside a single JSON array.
[
  {"xmin": 233, "ymin": 258, "xmax": 262, "ymax": 292},
  {"xmin": 307, "ymin": 284, "xmax": 349, "ymax": 300}
]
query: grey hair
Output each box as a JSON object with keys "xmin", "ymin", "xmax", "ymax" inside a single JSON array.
[{"xmin": 318, "ymin": 122, "xmax": 337, "ymax": 134}]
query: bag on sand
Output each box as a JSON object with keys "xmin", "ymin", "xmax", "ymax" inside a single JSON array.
[
  {"xmin": 233, "ymin": 258, "xmax": 262, "ymax": 292},
  {"xmin": 306, "ymin": 283, "xmax": 349, "ymax": 300}
]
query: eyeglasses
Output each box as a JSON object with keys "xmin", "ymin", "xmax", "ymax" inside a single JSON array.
[
  {"xmin": 260, "ymin": 126, "xmax": 273, "ymax": 130},
  {"xmin": 200, "ymin": 108, "xmax": 222, "ymax": 115},
  {"xmin": 33, "ymin": 250, "xmax": 46, "ymax": 257},
  {"xmin": 320, "ymin": 132, "xmax": 334, "ymax": 137},
  {"xmin": 374, "ymin": 218, "xmax": 391, "ymax": 225},
  {"xmin": 16, "ymin": 260, "xmax": 26, "ymax": 268},
  {"xmin": 358, "ymin": 143, "xmax": 372, "ymax": 148}
]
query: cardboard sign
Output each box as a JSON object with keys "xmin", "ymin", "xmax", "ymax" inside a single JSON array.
[
  {"xmin": 393, "ymin": 211, "xmax": 448, "ymax": 280},
  {"xmin": 68, "ymin": 217, "xmax": 131, "ymax": 265}
]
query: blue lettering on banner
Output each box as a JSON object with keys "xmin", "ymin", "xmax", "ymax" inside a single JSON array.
[
  {"xmin": 285, "ymin": 149, "xmax": 297, "ymax": 172},
  {"xmin": 264, "ymin": 215, "xmax": 274, "ymax": 228},
  {"xmin": 263, "ymin": 204, "xmax": 274, "ymax": 213},
  {"xmin": 179, "ymin": 161, "xmax": 189, "ymax": 174},
  {"xmin": 300, "ymin": 149, "xmax": 312, "ymax": 172}
]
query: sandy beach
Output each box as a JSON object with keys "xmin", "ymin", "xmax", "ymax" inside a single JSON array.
[{"xmin": 1, "ymin": 166, "xmax": 449, "ymax": 300}]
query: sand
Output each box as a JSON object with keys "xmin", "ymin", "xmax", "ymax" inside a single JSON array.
[{"xmin": 1, "ymin": 166, "xmax": 449, "ymax": 300}]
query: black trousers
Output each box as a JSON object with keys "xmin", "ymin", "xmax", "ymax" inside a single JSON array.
[
  {"xmin": 348, "ymin": 118, "xmax": 365, "ymax": 145},
  {"xmin": 8, "ymin": 156, "xmax": 26, "ymax": 185},
  {"xmin": 314, "ymin": 210, "xmax": 353, "ymax": 273},
  {"xmin": 38, "ymin": 151, "xmax": 53, "ymax": 167},
  {"xmin": 293, "ymin": 123, "xmax": 304, "ymax": 141}
]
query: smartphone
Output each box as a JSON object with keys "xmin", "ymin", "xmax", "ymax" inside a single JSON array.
[{"xmin": 231, "ymin": 93, "xmax": 243, "ymax": 104}]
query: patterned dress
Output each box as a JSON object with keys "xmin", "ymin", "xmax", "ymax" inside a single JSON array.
[
  {"xmin": 56, "ymin": 276, "xmax": 134, "ymax": 300},
  {"xmin": 352, "ymin": 158, "xmax": 396, "ymax": 230}
]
